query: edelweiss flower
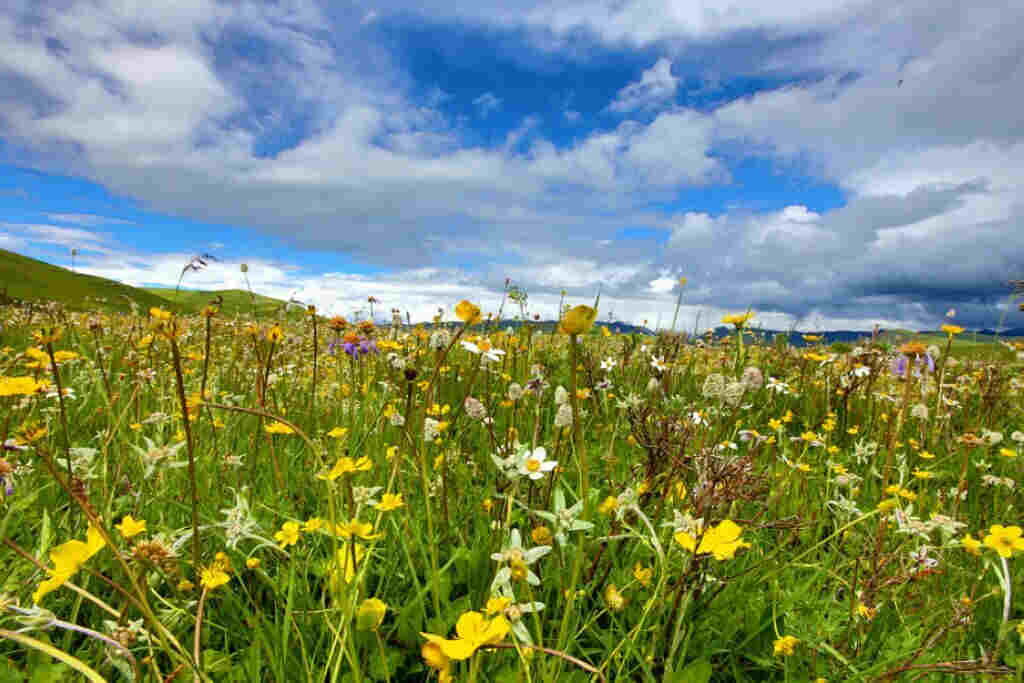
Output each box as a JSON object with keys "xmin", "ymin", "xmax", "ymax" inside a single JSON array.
[{"xmin": 517, "ymin": 447, "xmax": 557, "ymax": 480}]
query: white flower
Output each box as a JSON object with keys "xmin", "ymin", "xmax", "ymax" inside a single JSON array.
[
  {"xmin": 650, "ymin": 355, "xmax": 666, "ymax": 372},
  {"xmin": 460, "ymin": 340, "xmax": 506, "ymax": 362},
  {"xmin": 554, "ymin": 404, "xmax": 573, "ymax": 428},
  {"xmin": 600, "ymin": 357, "xmax": 617, "ymax": 372},
  {"xmin": 554, "ymin": 386, "xmax": 569, "ymax": 405},
  {"xmin": 518, "ymin": 447, "xmax": 557, "ymax": 480},
  {"xmin": 507, "ymin": 383, "xmax": 523, "ymax": 401}
]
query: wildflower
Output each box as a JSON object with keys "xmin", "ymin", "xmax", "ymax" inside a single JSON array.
[
  {"xmin": 559, "ymin": 305, "xmax": 597, "ymax": 336},
  {"xmin": 598, "ymin": 496, "xmax": 619, "ymax": 516},
  {"xmin": 856, "ymin": 603, "xmax": 877, "ymax": 620},
  {"xmin": 329, "ymin": 544, "xmax": 367, "ymax": 587},
  {"xmin": 604, "ymin": 584, "xmax": 626, "ymax": 612},
  {"xmin": 941, "ymin": 324, "xmax": 964, "ymax": 336},
  {"xmin": 200, "ymin": 565, "xmax": 230, "ymax": 591},
  {"xmin": 266, "ymin": 325, "xmax": 284, "ymax": 343},
  {"xmin": 674, "ymin": 519, "xmax": 750, "ymax": 560},
  {"xmin": 33, "ymin": 525, "xmax": 106, "ymax": 603},
  {"xmin": 741, "ymin": 366, "xmax": 764, "ymax": 390},
  {"xmin": 421, "ymin": 642, "xmax": 453, "ymax": 682},
  {"xmin": 518, "ymin": 447, "xmax": 557, "ymax": 480},
  {"xmin": 999, "ymin": 447, "xmax": 1017, "ymax": 458},
  {"xmin": 773, "ymin": 635, "xmax": 799, "ymax": 656},
  {"xmin": 326, "ymin": 427, "xmax": 349, "ymax": 439},
  {"xmin": 275, "ymin": 521, "xmax": 301, "ymax": 548},
  {"xmin": 455, "ymin": 300, "xmax": 482, "ymax": 326},
  {"xmin": 722, "ymin": 312, "xmax": 754, "ymax": 329},
  {"xmin": 531, "ymin": 526, "xmax": 553, "ymax": 545},
  {"xmin": 702, "ymin": 373, "xmax": 725, "ymax": 399},
  {"xmin": 178, "ymin": 579, "xmax": 195, "ymax": 592},
  {"xmin": 375, "ymin": 493, "xmax": 405, "ymax": 511},
  {"xmin": 357, "ymin": 598, "xmax": 388, "ymax": 631},
  {"xmin": 554, "ymin": 404, "xmax": 573, "ymax": 428},
  {"xmin": 633, "ymin": 564, "xmax": 654, "ymax": 587},
  {"xmin": 264, "ymin": 422, "xmax": 295, "ymax": 435},
  {"xmin": 303, "ymin": 518, "xmax": 326, "ymax": 532},
  {"xmin": 961, "ymin": 534, "xmax": 982, "ymax": 556},
  {"xmin": 983, "ymin": 525, "xmax": 1024, "ymax": 558},
  {"xmin": 320, "ymin": 456, "xmax": 373, "ymax": 481},
  {"xmin": 0, "ymin": 376, "xmax": 47, "ymax": 396},
  {"xmin": 600, "ymin": 357, "xmax": 617, "ymax": 371},
  {"xmin": 332, "ymin": 519, "xmax": 382, "ymax": 540},
  {"xmin": 650, "ymin": 355, "xmax": 666, "ymax": 372},
  {"xmin": 421, "ymin": 611, "xmax": 510, "ymax": 660},
  {"xmin": 116, "ymin": 515, "xmax": 147, "ymax": 539},
  {"xmin": 246, "ymin": 557, "xmax": 261, "ymax": 569}
]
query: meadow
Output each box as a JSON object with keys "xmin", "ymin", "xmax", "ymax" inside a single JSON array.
[{"xmin": 1, "ymin": 295, "xmax": 1023, "ymax": 682}]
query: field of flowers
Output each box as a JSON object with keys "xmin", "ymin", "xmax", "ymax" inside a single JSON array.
[{"xmin": 1, "ymin": 297, "xmax": 1023, "ymax": 682}]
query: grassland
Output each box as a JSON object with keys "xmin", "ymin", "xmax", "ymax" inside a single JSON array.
[{"xmin": 1, "ymin": 288, "xmax": 1023, "ymax": 682}]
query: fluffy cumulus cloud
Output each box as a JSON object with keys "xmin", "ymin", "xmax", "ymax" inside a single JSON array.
[{"xmin": 0, "ymin": 0, "xmax": 1022, "ymax": 331}]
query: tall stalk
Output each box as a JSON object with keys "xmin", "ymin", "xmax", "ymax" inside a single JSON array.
[{"xmin": 168, "ymin": 332, "xmax": 202, "ymax": 577}]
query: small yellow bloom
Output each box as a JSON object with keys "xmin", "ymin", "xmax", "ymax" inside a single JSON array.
[
  {"xmin": 604, "ymin": 583, "xmax": 626, "ymax": 612},
  {"xmin": 983, "ymin": 525, "xmax": 1024, "ymax": 558},
  {"xmin": 375, "ymin": 493, "xmax": 405, "ymax": 512},
  {"xmin": 559, "ymin": 305, "xmax": 597, "ymax": 335},
  {"xmin": 773, "ymin": 635, "xmax": 799, "ymax": 656},
  {"xmin": 633, "ymin": 563, "xmax": 653, "ymax": 588},
  {"xmin": 246, "ymin": 557, "xmax": 261, "ymax": 569},
  {"xmin": 303, "ymin": 517, "xmax": 326, "ymax": 532},
  {"xmin": 275, "ymin": 521, "xmax": 301, "ymax": 548},
  {"xmin": 264, "ymin": 422, "xmax": 295, "ymax": 435},
  {"xmin": 455, "ymin": 300, "xmax": 482, "ymax": 326},
  {"xmin": 421, "ymin": 611, "xmax": 510, "ymax": 661},
  {"xmin": 178, "ymin": 579, "xmax": 195, "ymax": 592},
  {"xmin": 722, "ymin": 312, "xmax": 755, "ymax": 328},
  {"xmin": 357, "ymin": 598, "xmax": 388, "ymax": 631},
  {"xmin": 0, "ymin": 376, "xmax": 48, "ymax": 397},
  {"xmin": 598, "ymin": 496, "xmax": 619, "ymax": 516},
  {"xmin": 115, "ymin": 515, "xmax": 147, "ymax": 539},
  {"xmin": 485, "ymin": 597, "xmax": 511, "ymax": 616},
  {"xmin": 200, "ymin": 566, "xmax": 230, "ymax": 591},
  {"xmin": 941, "ymin": 324, "xmax": 964, "ymax": 336},
  {"xmin": 674, "ymin": 520, "xmax": 750, "ymax": 561},
  {"xmin": 327, "ymin": 426, "xmax": 349, "ymax": 439}
]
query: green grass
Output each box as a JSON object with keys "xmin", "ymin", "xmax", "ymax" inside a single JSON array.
[
  {"xmin": 0, "ymin": 248, "xmax": 288, "ymax": 317},
  {"xmin": 143, "ymin": 287, "xmax": 288, "ymax": 317},
  {"xmin": 0, "ymin": 248, "xmax": 179, "ymax": 314}
]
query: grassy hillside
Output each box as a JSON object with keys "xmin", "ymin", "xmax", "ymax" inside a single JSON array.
[
  {"xmin": 0, "ymin": 248, "xmax": 178, "ymax": 313},
  {"xmin": 143, "ymin": 287, "xmax": 288, "ymax": 316}
]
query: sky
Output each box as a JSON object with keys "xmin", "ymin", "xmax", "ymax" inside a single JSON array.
[{"xmin": 1, "ymin": 0, "xmax": 1022, "ymax": 331}]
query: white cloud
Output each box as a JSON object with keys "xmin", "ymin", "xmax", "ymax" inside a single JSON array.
[
  {"xmin": 472, "ymin": 92, "xmax": 503, "ymax": 117},
  {"xmin": 609, "ymin": 58, "xmax": 678, "ymax": 113}
]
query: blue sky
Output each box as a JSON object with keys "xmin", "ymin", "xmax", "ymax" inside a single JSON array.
[{"xmin": 1, "ymin": 0, "xmax": 1022, "ymax": 330}]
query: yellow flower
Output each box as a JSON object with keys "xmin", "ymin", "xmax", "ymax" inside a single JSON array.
[
  {"xmin": 115, "ymin": 515, "xmax": 147, "ymax": 539},
  {"xmin": 773, "ymin": 635, "xmax": 799, "ymax": 656},
  {"xmin": 356, "ymin": 598, "xmax": 388, "ymax": 631},
  {"xmin": 275, "ymin": 521, "xmax": 301, "ymax": 548},
  {"xmin": 983, "ymin": 525, "xmax": 1024, "ymax": 558},
  {"xmin": 375, "ymin": 493, "xmax": 405, "ymax": 512},
  {"xmin": 721, "ymin": 312, "xmax": 754, "ymax": 328},
  {"xmin": 633, "ymin": 563, "xmax": 654, "ymax": 588},
  {"xmin": 455, "ymin": 300, "xmax": 482, "ymax": 326},
  {"xmin": 941, "ymin": 324, "xmax": 964, "ymax": 336},
  {"xmin": 303, "ymin": 517, "xmax": 326, "ymax": 532},
  {"xmin": 246, "ymin": 557, "xmax": 261, "ymax": 569},
  {"xmin": 266, "ymin": 325, "xmax": 284, "ymax": 343},
  {"xmin": 768, "ymin": 418, "xmax": 782, "ymax": 431},
  {"xmin": 329, "ymin": 544, "xmax": 367, "ymax": 587},
  {"xmin": 178, "ymin": 579, "xmax": 195, "ymax": 592},
  {"xmin": 485, "ymin": 597, "xmax": 511, "ymax": 616},
  {"xmin": 332, "ymin": 519, "xmax": 382, "ymax": 540},
  {"xmin": 421, "ymin": 611, "xmax": 510, "ymax": 661},
  {"xmin": 327, "ymin": 426, "xmax": 349, "ymax": 439},
  {"xmin": 674, "ymin": 520, "xmax": 750, "ymax": 560},
  {"xmin": 999, "ymin": 447, "xmax": 1017, "ymax": 458},
  {"xmin": 598, "ymin": 496, "xmax": 619, "ymax": 516},
  {"xmin": 200, "ymin": 566, "xmax": 230, "ymax": 591},
  {"xmin": 604, "ymin": 583, "xmax": 626, "ymax": 612},
  {"xmin": 264, "ymin": 422, "xmax": 295, "ymax": 435},
  {"xmin": 559, "ymin": 305, "xmax": 597, "ymax": 335},
  {"xmin": 149, "ymin": 307, "xmax": 172, "ymax": 321},
  {"xmin": 0, "ymin": 376, "xmax": 48, "ymax": 396},
  {"xmin": 319, "ymin": 456, "xmax": 373, "ymax": 481},
  {"xmin": 531, "ymin": 526, "xmax": 553, "ymax": 545},
  {"xmin": 421, "ymin": 642, "xmax": 452, "ymax": 680},
  {"xmin": 33, "ymin": 525, "xmax": 107, "ymax": 603}
]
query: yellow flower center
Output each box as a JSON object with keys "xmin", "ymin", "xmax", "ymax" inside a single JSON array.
[{"xmin": 526, "ymin": 458, "xmax": 541, "ymax": 472}]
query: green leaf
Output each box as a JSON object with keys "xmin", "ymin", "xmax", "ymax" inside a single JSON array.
[{"xmin": 666, "ymin": 658, "xmax": 712, "ymax": 683}]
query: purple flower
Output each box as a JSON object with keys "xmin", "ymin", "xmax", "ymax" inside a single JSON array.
[
  {"xmin": 343, "ymin": 338, "xmax": 379, "ymax": 359},
  {"xmin": 891, "ymin": 352, "xmax": 934, "ymax": 378}
]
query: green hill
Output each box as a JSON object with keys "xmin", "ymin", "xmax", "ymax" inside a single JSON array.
[
  {"xmin": 143, "ymin": 287, "xmax": 288, "ymax": 316},
  {"xmin": 0, "ymin": 249, "xmax": 290, "ymax": 317},
  {"xmin": 0, "ymin": 248, "xmax": 178, "ymax": 313}
]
